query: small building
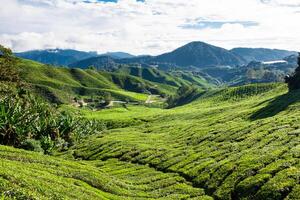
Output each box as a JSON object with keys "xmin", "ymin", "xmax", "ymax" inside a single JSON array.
[
  {"xmin": 78, "ymin": 99, "xmax": 88, "ymax": 107},
  {"xmin": 262, "ymin": 60, "xmax": 288, "ymax": 65}
]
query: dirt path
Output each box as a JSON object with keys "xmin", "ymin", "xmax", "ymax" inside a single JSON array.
[
  {"xmin": 145, "ymin": 95, "xmax": 153, "ymax": 104},
  {"xmin": 107, "ymin": 100, "xmax": 126, "ymax": 107}
]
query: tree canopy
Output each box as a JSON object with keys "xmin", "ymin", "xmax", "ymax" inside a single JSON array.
[
  {"xmin": 285, "ymin": 52, "xmax": 300, "ymax": 90},
  {"xmin": 0, "ymin": 45, "xmax": 20, "ymax": 83}
]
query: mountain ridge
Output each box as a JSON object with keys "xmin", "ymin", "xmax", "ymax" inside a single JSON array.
[
  {"xmin": 15, "ymin": 42, "xmax": 297, "ymax": 70},
  {"xmin": 230, "ymin": 47, "xmax": 297, "ymax": 63}
]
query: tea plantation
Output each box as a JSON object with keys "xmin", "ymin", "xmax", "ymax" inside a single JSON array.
[
  {"xmin": 1, "ymin": 51, "xmax": 300, "ymax": 199},
  {"xmin": 0, "ymin": 145, "xmax": 211, "ymax": 199},
  {"xmin": 72, "ymin": 83, "xmax": 300, "ymax": 200}
]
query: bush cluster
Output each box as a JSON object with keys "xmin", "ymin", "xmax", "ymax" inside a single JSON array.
[
  {"xmin": 285, "ymin": 53, "xmax": 300, "ymax": 90},
  {"xmin": 0, "ymin": 91, "xmax": 105, "ymax": 154},
  {"xmin": 167, "ymin": 85, "xmax": 199, "ymax": 108},
  {"xmin": 0, "ymin": 45, "xmax": 20, "ymax": 83}
]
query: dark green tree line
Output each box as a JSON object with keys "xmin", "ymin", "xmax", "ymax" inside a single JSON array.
[{"xmin": 285, "ymin": 53, "xmax": 300, "ymax": 90}]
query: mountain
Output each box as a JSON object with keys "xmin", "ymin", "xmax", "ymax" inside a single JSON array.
[
  {"xmin": 16, "ymin": 43, "xmax": 297, "ymax": 70},
  {"xmin": 15, "ymin": 49, "xmax": 135, "ymax": 66},
  {"xmin": 284, "ymin": 54, "xmax": 298, "ymax": 64},
  {"xmin": 152, "ymin": 41, "xmax": 246, "ymax": 67},
  {"xmin": 101, "ymin": 52, "xmax": 135, "ymax": 59},
  {"xmin": 15, "ymin": 49, "xmax": 97, "ymax": 66},
  {"xmin": 70, "ymin": 42, "xmax": 247, "ymax": 70},
  {"xmin": 230, "ymin": 48, "xmax": 297, "ymax": 63},
  {"xmin": 68, "ymin": 55, "xmax": 117, "ymax": 69}
]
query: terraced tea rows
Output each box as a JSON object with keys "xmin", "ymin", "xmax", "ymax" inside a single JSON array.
[
  {"xmin": 73, "ymin": 83, "xmax": 300, "ymax": 199},
  {"xmin": 0, "ymin": 145, "xmax": 212, "ymax": 199}
]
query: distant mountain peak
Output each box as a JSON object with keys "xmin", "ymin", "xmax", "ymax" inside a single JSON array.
[
  {"xmin": 101, "ymin": 52, "xmax": 135, "ymax": 59},
  {"xmin": 15, "ymin": 49, "xmax": 98, "ymax": 66},
  {"xmin": 230, "ymin": 47, "xmax": 297, "ymax": 63},
  {"xmin": 153, "ymin": 41, "xmax": 245, "ymax": 67},
  {"xmin": 184, "ymin": 41, "xmax": 212, "ymax": 46}
]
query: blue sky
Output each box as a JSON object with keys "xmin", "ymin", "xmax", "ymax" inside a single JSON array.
[{"xmin": 0, "ymin": 0, "xmax": 299, "ymax": 54}]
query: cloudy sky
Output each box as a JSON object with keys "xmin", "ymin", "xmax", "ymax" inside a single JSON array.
[{"xmin": 0, "ymin": 0, "xmax": 300, "ymax": 55}]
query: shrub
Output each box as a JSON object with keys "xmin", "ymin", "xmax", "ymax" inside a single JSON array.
[
  {"xmin": 0, "ymin": 45, "xmax": 20, "ymax": 83},
  {"xmin": 0, "ymin": 91, "xmax": 105, "ymax": 154},
  {"xmin": 40, "ymin": 136, "xmax": 54, "ymax": 154},
  {"xmin": 21, "ymin": 139, "xmax": 44, "ymax": 153},
  {"xmin": 167, "ymin": 85, "xmax": 199, "ymax": 108},
  {"xmin": 285, "ymin": 52, "xmax": 300, "ymax": 90}
]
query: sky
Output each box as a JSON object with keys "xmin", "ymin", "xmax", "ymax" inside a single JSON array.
[{"xmin": 0, "ymin": 0, "xmax": 300, "ymax": 55}]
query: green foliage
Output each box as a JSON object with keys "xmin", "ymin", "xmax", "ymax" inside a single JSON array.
[
  {"xmin": 167, "ymin": 85, "xmax": 201, "ymax": 108},
  {"xmin": 14, "ymin": 58, "xmax": 178, "ymax": 103},
  {"xmin": 114, "ymin": 65, "xmax": 215, "ymax": 90},
  {"xmin": 40, "ymin": 136, "xmax": 54, "ymax": 154},
  {"xmin": 0, "ymin": 145, "xmax": 211, "ymax": 199},
  {"xmin": 285, "ymin": 52, "xmax": 300, "ymax": 90},
  {"xmin": 0, "ymin": 46, "xmax": 20, "ymax": 83},
  {"xmin": 0, "ymin": 45, "xmax": 12, "ymax": 56},
  {"xmin": 0, "ymin": 91, "xmax": 105, "ymax": 154},
  {"xmin": 1, "ymin": 48, "xmax": 300, "ymax": 199},
  {"xmin": 73, "ymin": 83, "xmax": 300, "ymax": 200},
  {"xmin": 20, "ymin": 139, "xmax": 44, "ymax": 153}
]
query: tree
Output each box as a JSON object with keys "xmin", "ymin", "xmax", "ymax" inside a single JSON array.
[
  {"xmin": 285, "ymin": 52, "xmax": 300, "ymax": 90},
  {"xmin": 167, "ymin": 85, "xmax": 198, "ymax": 108},
  {"xmin": 88, "ymin": 65, "xmax": 96, "ymax": 70},
  {"xmin": 0, "ymin": 45, "xmax": 20, "ymax": 83},
  {"xmin": 103, "ymin": 92, "xmax": 112, "ymax": 106}
]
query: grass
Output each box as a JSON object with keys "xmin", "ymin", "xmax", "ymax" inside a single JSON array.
[
  {"xmin": 60, "ymin": 105, "xmax": 164, "ymax": 129},
  {"xmin": 101, "ymin": 89, "xmax": 149, "ymax": 101},
  {"xmin": 72, "ymin": 82, "xmax": 300, "ymax": 200}
]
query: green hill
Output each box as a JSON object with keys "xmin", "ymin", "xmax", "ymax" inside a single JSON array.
[
  {"xmin": 71, "ymin": 83, "xmax": 300, "ymax": 200},
  {"xmin": 113, "ymin": 65, "xmax": 215, "ymax": 89},
  {"xmin": 14, "ymin": 58, "xmax": 172, "ymax": 103},
  {"xmin": 12, "ymin": 57, "xmax": 215, "ymax": 104}
]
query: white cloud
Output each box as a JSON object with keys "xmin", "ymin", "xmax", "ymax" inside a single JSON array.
[{"xmin": 0, "ymin": 0, "xmax": 299, "ymax": 55}]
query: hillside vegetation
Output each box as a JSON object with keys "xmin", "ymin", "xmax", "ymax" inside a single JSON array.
[
  {"xmin": 113, "ymin": 66, "xmax": 215, "ymax": 90},
  {"xmin": 2, "ymin": 45, "xmax": 300, "ymax": 199},
  {"xmin": 14, "ymin": 58, "xmax": 169, "ymax": 103},
  {"xmin": 0, "ymin": 145, "xmax": 212, "ymax": 199},
  {"xmin": 72, "ymin": 83, "xmax": 300, "ymax": 200},
  {"xmin": 1, "ymin": 78, "xmax": 300, "ymax": 199},
  {"xmin": 13, "ymin": 58, "xmax": 215, "ymax": 104}
]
